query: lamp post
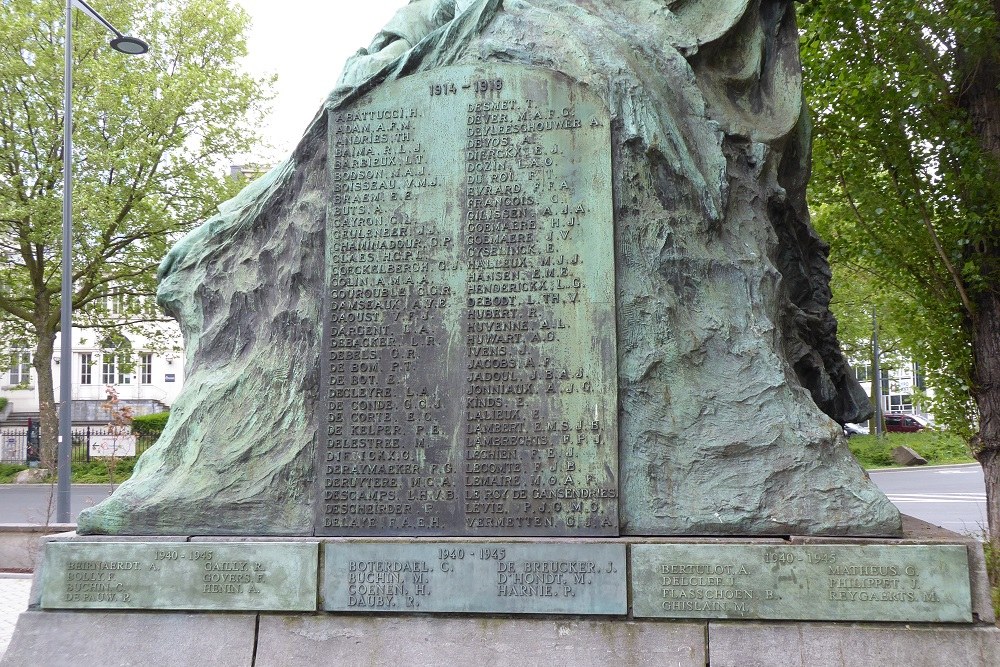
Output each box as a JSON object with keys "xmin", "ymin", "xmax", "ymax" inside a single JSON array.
[
  {"xmin": 58, "ymin": 0, "xmax": 148, "ymax": 523},
  {"xmin": 872, "ymin": 308, "xmax": 884, "ymax": 438}
]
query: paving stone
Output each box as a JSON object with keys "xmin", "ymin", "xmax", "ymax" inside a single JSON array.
[{"xmin": 0, "ymin": 576, "xmax": 30, "ymax": 663}]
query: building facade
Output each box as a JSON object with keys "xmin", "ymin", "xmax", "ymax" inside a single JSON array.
[
  {"xmin": 2, "ymin": 324, "xmax": 185, "ymax": 422},
  {"xmin": 850, "ymin": 357, "xmax": 933, "ymax": 421}
]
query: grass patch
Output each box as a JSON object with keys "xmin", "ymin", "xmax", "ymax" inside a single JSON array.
[
  {"xmin": 70, "ymin": 459, "xmax": 137, "ymax": 484},
  {"xmin": 982, "ymin": 539, "xmax": 1000, "ymax": 620},
  {"xmin": 0, "ymin": 463, "xmax": 28, "ymax": 483},
  {"xmin": 0, "ymin": 459, "xmax": 138, "ymax": 484},
  {"xmin": 848, "ymin": 431, "xmax": 974, "ymax": 469}
]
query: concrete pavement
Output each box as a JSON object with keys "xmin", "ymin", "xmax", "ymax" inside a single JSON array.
[{"xmin": 0, "ymin": 575, "xmax": 30, "ymax": 662}]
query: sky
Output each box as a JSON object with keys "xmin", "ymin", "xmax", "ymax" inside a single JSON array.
[{"xmin": 233, "ymin": 1, "xmax": 405, "ymax": 163}]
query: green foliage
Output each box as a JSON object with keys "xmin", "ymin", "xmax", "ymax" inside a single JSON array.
[
  {"xmin": 0, "ymin": 459, "xmax": 139, "ymax": 483},
  {"xmin": 71, "ymin": 458, "xmax": 136, "ymax": 484},
  {"xmin": 848, "ymin": 432, "xmax": 974, "ymax": 469},
  {"xmin": 799, "ymin": 1, "xmax": 1000, "ymax": 439},
  {"xmin": 132, "ymin": 411, "xmax": 169, "ymax": 437},
  {"xmin": 0, "ymin": 397, "xmax": 7, "ymax": 411},
  {"xmin": 0, "ymin": 463, "xmax": 27, "ymax": 483},
  {"xmin": 0, "ymin": 0, "xmax": 273, "ymax": 459},
  {"xmin": 981, "ymin": 539, "xmax": 1000, "ymax": 619}
]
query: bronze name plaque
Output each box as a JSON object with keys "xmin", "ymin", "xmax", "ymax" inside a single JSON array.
[{"xmin": 318, "ymin": 65, "xmax": 617, "ymax": 536}]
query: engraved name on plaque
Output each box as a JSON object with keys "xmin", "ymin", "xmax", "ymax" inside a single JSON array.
[
  {"xmin": 40, "ymin": 542, "xmax": 318, "ymax": 611},
  {"xmin": 322, "ymin": 541, "xmax": 626, "ymax": 614},
  {"xmin": 318, "ymin": 65, "xmax": 617, "ymax": 536},
  {"xmin": 631, "ymin": 544, "xmax": 973, "ymax": 623}
]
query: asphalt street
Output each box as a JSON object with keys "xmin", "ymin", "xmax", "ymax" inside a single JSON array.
[
  {"xmin": 0, "ymin": 465, "xmax": 990, "ymax": 535},
  {"xmin": 0, "ymin": 484, "xmax": 113, "ymax": 524},
  {"xmin": 869, "ymin": 463, "xmax": 987, "ymax": 536}
]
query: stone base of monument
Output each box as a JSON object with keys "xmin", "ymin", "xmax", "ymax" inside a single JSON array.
[{"xmin": 4, "ymin": 517, "xmax": 998, "ymax": 667}]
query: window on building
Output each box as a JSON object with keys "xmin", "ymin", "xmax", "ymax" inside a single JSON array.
[
  {"xmin": 140, "ymin": 353, "xmax": 152, "ymax": 384},
  {"xmin": 104, "ymin": 290, "xmax": 130, "ymax": 315},
  {"xmin": 142, "ymin": 295, "xmax": 161, "ymax": 318},
  {"xmin": 852, "ymin": 364, "xmax": 871, "ymax": 383},
  {"xmin": 100, "ymin": 335, "xmax": 132, "ymax": 385},
  {"xmin": 7, "ymin": 350, "xmax": 31, "ymax": 385},
  {"xmin": 80, "ymin": 352, "xmax": 92, "ymax": 385},
  {"xmin": 888, "ymin": 394, "xmax": 914, "ymax": 413}
]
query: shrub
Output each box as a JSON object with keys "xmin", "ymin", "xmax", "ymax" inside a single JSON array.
[
  {"xmin": 848, "ymin": 437, "xmax": 896, "ymax": 468},
  {"xmin": 0, "ymin": 397, "xmax": 8, "ymax": 411},
  {"xmin": 132, "ymin": 411, "xmax": 170, "ymax": 437},
  {"xmin": 71, "ymin": 458, "xmax": 137, "ymax": 484}
]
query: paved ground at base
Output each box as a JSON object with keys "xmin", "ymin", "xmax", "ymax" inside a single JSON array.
[{"xmin": 0, "ymin": 575, "xmax": 31, "ymax": 662}]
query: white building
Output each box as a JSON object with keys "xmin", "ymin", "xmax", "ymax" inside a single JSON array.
[
  {"xmin": 2, "ymin": 323, "xmax": 185, "ymax": 423},
  {"xmin": 850, "ymin": 357, "xmax": 933, "ymax": 421}
]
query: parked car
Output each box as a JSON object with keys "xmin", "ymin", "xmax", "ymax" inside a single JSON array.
[
  {"xmin": 843, "ymin": 422, "xmax": 869, "ymax": 438},
  {"xmin": 884, "ymin": 413, "xmax": 929, "ymax": 433}
]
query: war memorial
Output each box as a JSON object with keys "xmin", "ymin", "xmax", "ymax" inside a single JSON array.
[{"xmin": 4, "ymin": 1, "xmax": 999, "ymax": 664}]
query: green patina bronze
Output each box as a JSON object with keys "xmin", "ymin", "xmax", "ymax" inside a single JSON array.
[
  {"xmin": 322, "ymin": 541, "xmax": 626, "ymax": 614},
  {"xmin": 632, "ymin": 543, "xmax": 973, "ymax": 623},
  {"xmin": 40, "ymin": 541, "xmax": 318, "ymax": 611},
  {"xmin": 320, "ymin": 64, "xmax": 617, "ymax": 537},
  {"xmin": 77, "ymin": 0, "xmax": 899, "ymax": 538}
]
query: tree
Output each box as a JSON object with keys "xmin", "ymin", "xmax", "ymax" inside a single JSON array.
[
  {"xmin": 0, "ymin": 0, "xmax": 272, "ymax": 469},
  {"xmin": 799, "ymin": 1, "xmax": 1000, "ymax": 529},
  {"xmin": 820, "ymin": 259, "xmax": 923, "ymax": 431}
]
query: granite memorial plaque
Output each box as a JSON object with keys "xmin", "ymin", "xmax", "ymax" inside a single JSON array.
[
  {"xmin": 319, "ymin": 64, "xmax": 617, "ymax": 537},
  {"xmin": 631, "ymin": 544, "xmax": 973, "ymax": 622},
  {"xmin": 322, "ymin": 541, "xmax": 626, "ymax": 614},
  {"xmin": 40, "ymin": 542, "xmax": 318, "ymax": 611}
]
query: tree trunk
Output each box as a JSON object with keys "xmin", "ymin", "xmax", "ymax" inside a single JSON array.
[
  {"xmin": 33, "ymin": 330, "xmax": 58, "ymax": 472},
  {"xmin": 961, "ymin": 3, "xmax": 1000, "ymax": 539},
  {"xmin": 973, "ymin": 290, "xmax": 1000, "ymax": 536}
]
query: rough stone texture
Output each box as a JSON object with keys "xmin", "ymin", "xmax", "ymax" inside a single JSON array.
[
  {"xmin": 0, "ymin": 611, "xmax": 256, "ymax": 667},
  {"xmin": 12, "ymin": 469, "xmax": 48, "ymax": 484},
  {"xmin": 892, "ymin": 445, "xmax": 928, "ymax": 466},
  {"xmin": 708, "ymin": 622, "xmax": 1000, "ymax": 667},
  {"xmin": 77, "ymin": 0, "xmax": 898, "ymax": 536},
  {"xmin": 254, "ymin": 615, "xmax": 707, "ymax": 667}
]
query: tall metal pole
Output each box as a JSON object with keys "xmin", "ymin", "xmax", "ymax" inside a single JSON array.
[
  {"xmin": 57, "ymin": 0, "xmax": 74, "ymax": 523},
  {"xmin": 872, "ymin": 308, "xmax": 883, "ymax": 438}
]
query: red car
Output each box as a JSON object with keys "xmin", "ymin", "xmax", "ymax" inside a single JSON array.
[{"xmin": 884, "ymin": 413, "xmax": 929, "ymax": 433}]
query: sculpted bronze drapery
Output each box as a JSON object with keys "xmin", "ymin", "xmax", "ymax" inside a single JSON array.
[{"xmin": 78, "ymin": 0, "xmax": 896, "ymax": 537}]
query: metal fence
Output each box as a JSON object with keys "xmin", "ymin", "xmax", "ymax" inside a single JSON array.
[{"xmin": 0, "ymin": 427, "xmax": 156, "ymax": 465}]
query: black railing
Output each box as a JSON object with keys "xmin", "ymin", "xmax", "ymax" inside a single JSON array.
[{"xmin": 0, "ymin": 427, "xmax": 156, "ymax": 465}]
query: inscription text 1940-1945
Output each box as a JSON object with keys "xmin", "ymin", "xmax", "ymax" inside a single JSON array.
[
  {"xmin": 319, "ymin": 65, "xmax": 618, "ymax": 537},
  {"xmin": 631, "ymin": 544, "xmax": 973, "ymax": 623},
  {"xmin": 322, "ymin": 542, "xmax": 627, "ymax": 614},
  {"xmin": 41, "ymin": 542, "xmax": 318, "ymax": 611}
]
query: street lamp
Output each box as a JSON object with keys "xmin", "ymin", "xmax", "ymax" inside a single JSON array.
[
  {"xmin": 872, "ymin": 308, "xmax": 884, "ymax": 438},
  {"xmin": 59, "ymin": 0, "xmax": 148, "ymax": 523}
]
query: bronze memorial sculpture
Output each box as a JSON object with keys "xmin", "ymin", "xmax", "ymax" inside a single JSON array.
[
  {"xmin": 77, "ymin": 0, "xmax": 897, "ymax": 538},
  {"xmin": 8, "ymin": 3, "xmax": 997, "ymax": 665}
]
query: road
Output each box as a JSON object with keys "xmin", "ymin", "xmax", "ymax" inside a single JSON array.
[
  {"xmin": 0, "ymin": 484, "xmax": 114, "ymax": 524},
  {"xmin": 0, "ymin": 465, "xmax": 989, "ymax": 535},
  {"xmin": 869, "ymin": 463, "xmax": 988, "ymax": 536}
]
